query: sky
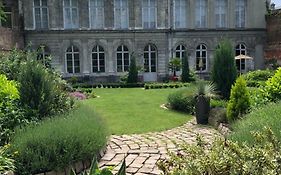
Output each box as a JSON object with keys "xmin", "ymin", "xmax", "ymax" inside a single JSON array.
[{"xmin": 272, "ymin": 0, "xmax": 281, "ymax": 7}]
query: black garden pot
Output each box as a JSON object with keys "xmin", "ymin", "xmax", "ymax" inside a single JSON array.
[{"xmin": 195, "ymin": 95, "xmax": 210, "ymax": 125}]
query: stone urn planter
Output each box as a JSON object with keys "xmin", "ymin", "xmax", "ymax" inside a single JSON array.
[{"xmin": 195, "ymin": 95, "xmax": 210, "ymax": 125}]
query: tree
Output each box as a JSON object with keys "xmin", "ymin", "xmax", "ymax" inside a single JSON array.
[
  {"xmin": 211, "ymin": 40, "xmax": 237, "ymax": 99},
  {"xmin": 169, "ymin": 57, "xmax": 181, "ymax": 77},
  {"xmin": 181, "ymin": 56, "xmax": 192, "ymax": 82},
  {"xmin": 227, "ymin": 76, "xmax": 250, "ymax": 121},
  {"xmin": 127, "ymin": 55, "xmax": 138, "ymax": 83}
]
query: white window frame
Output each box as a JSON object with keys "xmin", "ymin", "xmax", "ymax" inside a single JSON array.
[
  {"xmin": 235, "ymin": 43, "xmax": 247, "ymax": 72},
  {"xmin": 89, "ymin": 0, "xmax": 104, "ymax": 29},
  {"xmin": 114, "ymin": 0, "xmax": 129, "ymax": 29},
  {"xmin": 92, "ymin": 45, "xmax": 106, "ymax": 73},
  {"xmin": 195, "ymin": 0, "xmax": 207, "ymax": 28},
  {"xmin": 215, "ymin": 0, "xmax": 227, "ymax": 28},
  {"xmin": 174, "ymin": 0, "xmax": 187, "ymax": 29},
  {"xmin": 175, "ymin": 45, "xmax": 186, "ymax": 60},
  {"xmin": 33, "ymin": 0, "xmax": 49, "ymax": 29},
  {"xmin": 235, "ymin": 0, "xmax": 246, "ymax": 28},
  {"xmin": 63, "ymin": 0, "xmax": 79, "ymax": 29},
  {"xmin": 65, "ymin": 46, "xmax": 80, "ymax": 74},
  {"xmin": 144, "ymin": 44, "xmax": 157, "ymax": 73},
  {"xmin": 116, "ymin": 45, "xmax": 130, "ymax": 72},
  {"xmin": 142, "ymin": 0, "xmax": 157, "ymax": 29},
  {"xmin": 195, "ymin": 44, "xmax": 207, "ymax": 71}
]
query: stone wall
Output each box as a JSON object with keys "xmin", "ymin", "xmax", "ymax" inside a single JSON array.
[
  {"xmin": 0, "ymin": 27, "xmax": 24, "ymax": 51},
  {"xmin": 265, "ymin": 9, "xmax": 281, "ymax": 62}
]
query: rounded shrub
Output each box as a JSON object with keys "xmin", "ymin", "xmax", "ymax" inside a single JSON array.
[
  {"xmin": 167, "ymin": 88, "xmax": 195, "ymax": 114},
  {"xmin": 10, "ymin": 103, "xmax": 108, "ymax": 175},
  {"xmin": 242, "ymin": 69, "xmax": 274, "ymax": 87},
  {"xmin": 227, "ymin": 76, "xmax": 250, "ymax": 121},
  {"xmin": 263, "ymin": 67, "xmax": 281, "ymax": 102}
]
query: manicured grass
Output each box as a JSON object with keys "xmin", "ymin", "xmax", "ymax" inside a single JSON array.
[
  {"xmin": 229, "ymin": 102, "xmax": 281, "ymax": 145},
  {"xmin": 84, "ymin": 87, "xmax": 195, "ymax": 135}
]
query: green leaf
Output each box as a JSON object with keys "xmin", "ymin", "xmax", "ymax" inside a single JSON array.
[
  {"xmin": 116, "ymin": 159, "xmax": 126, "ymax": 175},
  {"xmin": 70, "ymin": 168, "xmax": 77, "ymax": 175},
  {"xmin": 100, "ymin": 168, "xmax": 114, "ymax": 175},
  {"xmin": 89, "ymin": 157, "xmax": 99, "ymax": 175}
]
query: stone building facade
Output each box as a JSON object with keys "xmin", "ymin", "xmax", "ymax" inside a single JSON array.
[{"xmin": 21, "ymin": 0, "xmax": 267, "ymax": 82}]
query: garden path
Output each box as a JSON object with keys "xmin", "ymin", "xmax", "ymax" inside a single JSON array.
[{"xmin": 98, "ymin": 119, "xmax": 221, "ymax": 175}]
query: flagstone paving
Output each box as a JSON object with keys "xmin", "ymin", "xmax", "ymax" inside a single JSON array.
[{"xmin": 99, "ymin": 119, "xmax": 221, "ymax": 175}]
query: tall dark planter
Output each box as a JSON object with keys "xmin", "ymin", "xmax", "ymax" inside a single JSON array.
[{"xmin": 195, "ymin": 95, "xmax": 210, "ymax": 125}]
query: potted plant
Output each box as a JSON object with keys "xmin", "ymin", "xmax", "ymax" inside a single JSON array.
[
  {"xmin": 168, "ymin": 58, "xmax": 181, "ymax": 81},
  {"xmin": 195, "ymin": 81, "xmax": 217, "ymax": 125}
]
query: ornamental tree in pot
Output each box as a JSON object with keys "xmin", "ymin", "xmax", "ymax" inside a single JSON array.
[{"xmin": 195, "ymin": 82, "xmax": 217, "ymax": 125}]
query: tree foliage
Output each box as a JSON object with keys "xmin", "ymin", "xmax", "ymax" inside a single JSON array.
[
  {"xmin": 127, "ymin": 56, "xmax": 138, "ymax": 84},
  {"xmin": 211, "ymin": 40, "xmax": 237, "ymax": 99},
  {"xmin": 181, "ymin": 56, "xmax": 192, "ymax": 82},
  {"xmin": 227, "ymin": 76, "xmax": 250, "ymax": 121}
]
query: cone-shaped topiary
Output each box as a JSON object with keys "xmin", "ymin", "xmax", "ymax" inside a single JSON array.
[
  {"xmin": 181, "ymin": 56, "xmax": 192, "ymax": 82},
  {"xmin": 212, "ymin": 40, "xmax": 237, "ymax": 99},
  {"xmin": 127, "ymin": 56, "xmax": 138, "ymax": 84},
  {"xmin": 227, "ymin": 76, "xmax": 250, "ymax": 121}
]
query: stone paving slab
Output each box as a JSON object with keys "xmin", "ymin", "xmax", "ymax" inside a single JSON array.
[{"xmin": 99, "ymin": 119, "xmax": 221, "ymax": 174}]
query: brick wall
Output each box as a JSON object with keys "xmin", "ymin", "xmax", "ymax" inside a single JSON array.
[
  {"xmin": 265, "ymin": 9, "xmax": 281, "ymax": 60},
  {"xmin": 0, "ymin": 27, "xmax": 24, "ymax": 51}
]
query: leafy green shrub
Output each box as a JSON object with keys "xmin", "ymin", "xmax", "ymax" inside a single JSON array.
[
  {"xmin": 263, "ymin": 67, "xmax": 281, "ymax": 102},
  {"xmin": 242, "ymin": 69, "xmax": 274, "ymax": 87},
  {"xmin": 211, "ymin": 40, "xmax": 237, "ymax": 99},
  {"xmin": 127, "ymin": 56, "xmax": 138, "ymax": 84},
  {"xmin": 0, "ymin": 144, "xmax": 15, "ymax": 174},
  {"xmin": 0, "ymin": 74, "xmax": 26, "ymax": 145},
  {"xmin": 10, "ymin": 103, "xmax": 108, "ymax": 175},
  {"xmin": 210, "ymin": 99, "xmax": 227, "ymax": 108},
  {"xmin": 167, "ymin": 88, "xmax": 195, "ymax": 114},
  {"xmin": 230, "ymin": 102, "xmax": 281, "ymax": 145},
  {"xmin": 227, "ymin": 76, "xmax": 250, "ymax": 121},
  {"xmin": 19, "ymin": 59, "xmax": 72, "ymax": 119},
  {"xmin": 248, "ymin": 87, "xmax": 270, "ymax": 110},
  {"xmin": 158, "ymin": 128, "xmax": 281, "ymax": 175},
  {"xmin": 0, "ymin": 49, "xmax": 29, "ymax": 80}
]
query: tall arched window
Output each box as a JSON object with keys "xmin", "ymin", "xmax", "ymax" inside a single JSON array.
[
  {"xmin": 235, "ymin": 0, "xmax": 246, "ymax": 28},
  {"xmin": 235, "ymin": 43, "xmax": 247, "ymax": 71},
  {"xmin": 37, "ymin": 45, "xmax": 51, "ymax": 67},
  {"xmin": 175, "ymin": 45, "xmax": 186, "ymax": 60},
  {"xmin": 92, "ymin": 45, "xmax": 105, "ymax": 73},
  {"xmin": 66, "ymin": 45, "xmax": 80, "ymax": 73},
  {"xmin": 144, "ymin": 44, "xmax": 157, "ymax": 72},
  {"xmin": 196, "ymin": 44, "xmax": 207, "ymax": 71},
  {"xmin": 117, "ymin": 45, "xmax": 129, "ymax": 72}
]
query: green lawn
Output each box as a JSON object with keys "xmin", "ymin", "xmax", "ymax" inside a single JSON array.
[{"xmin": 83, "ymin": 88, "xmax": 194, "ymax": 135}]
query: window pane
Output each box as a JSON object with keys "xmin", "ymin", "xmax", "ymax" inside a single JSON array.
[
  {"xmin": 72, "ymin": 8, "xmax": 79, "ymax": 28},
  {"xmin": 34, "ymin": 0, "xmax": 41, "ymax": 6}
]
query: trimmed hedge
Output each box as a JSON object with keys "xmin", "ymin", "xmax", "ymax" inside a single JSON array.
[
  {"xmin": 10, "ymin": 103, "xmax": 108, "ymax": 175},
  {"xmin": 73, "ymin": 83, "xmax": 144, "ymax": 89},
  {"xmin": 145, "ymin": 83, "xmax": 191, "ymax": 90},
  {"xmin": 242, "ymin": 69, "xmax": 274, "ymax": 87}
]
